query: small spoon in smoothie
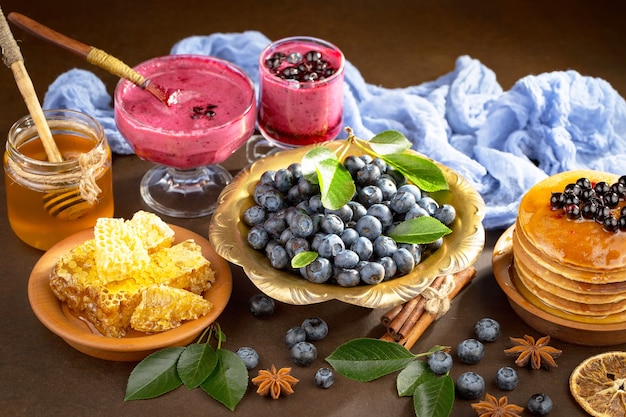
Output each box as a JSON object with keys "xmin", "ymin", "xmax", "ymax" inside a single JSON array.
[{"xmin": 8, "ymin": 12, "xmax": 195, "ymax": 106}]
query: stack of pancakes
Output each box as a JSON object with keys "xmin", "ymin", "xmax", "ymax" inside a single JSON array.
[{"xmin": 511, "ymin": 170, "xmax": 626, "ymax": 324}]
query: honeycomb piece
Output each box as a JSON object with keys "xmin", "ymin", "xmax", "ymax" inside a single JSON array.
[
  {"xmin": 128, "ymin": 210, "xmax": 175, "ymax": 253},
  {"xmin": 143, "ymin": 239, "xmax": 215, "ymax": 294},
  {"xmin": 83, "ymin": 278, "xmax": 143, "ymax": 338},
  {"xmin": 94, "ymin": 217, "xmax": 150, "ymax": 282},
  {"xmin": 130, "ymin": 285, "xmax": 212, "ymax": 333},
  {"xmin": 49, "ymin": 239, "xmax": 99, "ymax": 312}
]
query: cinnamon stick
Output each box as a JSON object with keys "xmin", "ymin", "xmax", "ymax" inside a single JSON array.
[
  {"xmin": 380, "ymin": 304, "xmax": 403, "ymax": 327},
  {"xmin": 399, "ymin": 266, "xmax": 477, "ymax": 350}
]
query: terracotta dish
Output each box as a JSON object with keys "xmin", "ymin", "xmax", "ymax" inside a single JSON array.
[{"xmin": 28, "ymin": 225, "xmax": 232, "ymax": 361}]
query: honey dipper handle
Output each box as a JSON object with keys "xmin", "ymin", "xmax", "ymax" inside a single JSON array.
[{"xmin": 0, "ymin": 8, "xmax": 63, "ymax": 163}]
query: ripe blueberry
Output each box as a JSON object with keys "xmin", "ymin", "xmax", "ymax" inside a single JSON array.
[
  {"xmin": 473, "ymin": 317, "xmax": 501, "ymax": 342},
  {"xmin": 457, "ymin": 338, "xmax": 485, "ymax": 364},
  {"xmin": 284, "ymin": 326, "xmax": 307, "ymax": 348},
  {"xmin": 290, "ymin": 341, "xmax": 317, "ymax": 366},
  {"xmin": 235, "ymin": 347, "xmax": 259, "ymax": 370},
  {"xmin": 248, "ymin": 293, "xmax": 275, "ymax": 318},
  {"xmin": 527, "ymin": 393, "xmax": 553, "ymax": 415},
  {"xmin": 427, "ymin": 351, "xmax": 453, "ymax": 375},
  {"xmin": 455, "ymin": 371, "xmax": 485, "ymax": 400},
  {"xmin": 494, "ymin": 366, "xmax": 519, "ymax": 390},
  {"xmin": 314, "ymin": 367, "xmax": 334, "ymax": 388},
  {"xmin": 301, "ymin": 317, "xmax": 328, "ymax": 341}
]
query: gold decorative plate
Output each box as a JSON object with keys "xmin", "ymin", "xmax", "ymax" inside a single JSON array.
[
  {"xmin": 28, "ymin": 225, "xmax": 232, "ymax": 361},
  {"xmin": 493, "ymin": 225, "xmax": 626, "ymax": 346},
  {"xmin": 210, "ymin": 140, "xmax": 485, "ymax": 308}
]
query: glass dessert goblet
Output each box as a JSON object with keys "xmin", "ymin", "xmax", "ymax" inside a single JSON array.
[{"xmin": 114, "ymin": 54, "xmax": 256, "ymax": 218}]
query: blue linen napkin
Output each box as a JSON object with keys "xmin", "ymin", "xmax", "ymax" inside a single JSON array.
[{"xmin": 42, "ymin": 30, "xmax": 626, "ymax": 230}]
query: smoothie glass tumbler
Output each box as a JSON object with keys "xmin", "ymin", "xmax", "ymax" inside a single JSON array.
[
  {"xmin": 258, "ymin": 36, "xmax": 345, "ymax": 148},
  {"xmin": 114, "ymin": 54, "xmax": 256, "ymax": 218},
  {"xmin": 4, "ymin": 109, "xmax": 114, "ymax": 250}
]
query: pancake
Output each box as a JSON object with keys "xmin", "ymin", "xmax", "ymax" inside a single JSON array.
[{"xmin": 512, "ymin": 170, "xmax": 626, "ymax": 323}]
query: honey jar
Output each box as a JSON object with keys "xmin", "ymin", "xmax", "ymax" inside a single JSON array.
[{"xmin": 4, "ymin": 109, "xmax": 114, "ymax": 250}]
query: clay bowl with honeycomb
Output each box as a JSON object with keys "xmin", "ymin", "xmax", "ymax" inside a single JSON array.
[
  {"xmin": 493, "ymin": 226, "xmax": 626, "ymax": 346},
  {"xmin": 28, "ymin": 225, "xmax": 232, "ymax": 361}
]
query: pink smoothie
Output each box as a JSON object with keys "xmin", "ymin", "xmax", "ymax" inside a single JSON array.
[
  {"xmin": 258, "ymin": 37, "xmax": 344, "ymax": 148},
  {"xmin": 114, "ymin": 55, "xmax": 256, "ymax": 169}
]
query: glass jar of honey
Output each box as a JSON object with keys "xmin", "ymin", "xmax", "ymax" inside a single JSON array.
[{"xmin": 4, "ymin": 109, "xmax": 114, "ymax": 250}]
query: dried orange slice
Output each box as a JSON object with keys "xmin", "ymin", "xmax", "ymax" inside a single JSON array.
[{"xmin": 569, "ymin": 351, "xmax": 626, "ymax": 417}]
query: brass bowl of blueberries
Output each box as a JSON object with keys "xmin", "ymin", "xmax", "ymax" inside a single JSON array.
[{"xmin": 209, "ymin": 135, "xmax": 486, "ymax": 308}]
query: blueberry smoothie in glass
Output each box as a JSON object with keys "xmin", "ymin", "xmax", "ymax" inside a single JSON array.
[{"xmin": 258, "ymin": 36, "xmax": 345, "ymax": 148}]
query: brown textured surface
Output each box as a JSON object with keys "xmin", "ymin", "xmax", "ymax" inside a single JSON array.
[{"xmin": 1, "ymin": 1, "xmax": 625, "ymax": 416}]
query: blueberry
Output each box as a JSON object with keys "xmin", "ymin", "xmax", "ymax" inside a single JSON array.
[
  {"xmin": 263, "ymin": 217, "xmax": 287, "ymax": 239},
  {"xmin": 358, "ymin": 185, "xmax": 383, "ymax": 207},
  {"xmin": 285, "ymin": 237, "xmax": 309, "ymax": 258},
  {"xmin": 367, "ymin": 203, "xmax": 394, "ymax": 227},
  {"xmin": 404, "ymin": 205, "xmax": 430, "ymax": 221},
  {"xmin": 340, "ymin": 228, "xmax": 360, "ymax": 247},
  {"xmin": 455, "ymin": 372, "xmax": 485, "ymax": 400},
  {"xmin": 417, "ymin": 196, "xmax": 439, "ymax": 215},
  {"xmin": 457, "ymin": 339, "xmax": 485, "ymax": 364},
  {"xmin": 308, "ymin": 194, "xmax": 324, "ymax": 213},
  {"xmin": 320, "ymin": 213, "xmax": 345, "ymax": 235},
  {"xmin": 302, "ymin": 317, "xmax": 328, "ymax": 340},
  {"xmin": 392, "ymin": 248, "xmax": 415, "ymax": 275},
  {"xmin": 289, "ymin": 211, "xmax": 314, "ymax": 238},
  {"xmin": 397, "ymin": 184, "xmax": 422, "ymax": 201},
  {"xmin": 259, "ymin": 188, "xmax": 285, "ymax": 212},
  {"xmin": 355, "ymin": 215, "xmax": 383, "ymax": 240},
  {"xmin": 334, "ymin": 268, "xmax": 361, "ymax": 287},
  {"xmin": 389, "ymin": 191, "xmax": 417, "ymax": 214},
  {"xmin": 527, "ymin": 393, "xmax": 553, "ymax": 415},
  {"xmin": 235, "ymin": 347, "xmax": 259, "ymax": 370},
  {"xmin": 247, "ymin": 226, "xmax": 269, "ymax": 250},
  {"xmin": 433, "ymin": 204, "xmax": 456, "ymax": 226},
  {"xmin": 243, "ymin": 205, "xmax": 267, "ymax": 226},
  {"xmin": 297, "ymin": 176, "xmax": 320, "ymax": 196},
  {"xmin": 355, "ymin": 163, "xmax": 381, "ymax": 185},
  {"xmin": 266, "ymin": 244, "xmax": 289, "ymax": 269},
  {"xmin": 290, "ymin": 341, "xmax": 317, "ymax": 366},
  {"xmin": 304, "ymin": 257, "xmax": 333, "ymax": 283},
  {"xmin": 426, "ymin": 237, "xmax": 444, "ymax": 253},
  {"xmin": 427, "ymin": 351, "xmax": 453, "ymax": 375},
  {"xmin": 376, "ymin": 177, "xmax": 398, "ymax": 200},
  {"xmin": 287, "ymin": 162, "xmax": 302, "ymax": 180},
  {"xmin": 373, "ymin": 235, "xmax": 398, "ymax": 258},
  {"xmin": 314, "ymin": 367, "xmax": 334, "ymax": 389},
  {"xmin": 248, "ymin": 294, "xmax": 275, "ymax": 318},
  {"xmin": 359, "ymin": 261, "xmax": 386, "ymax": 285},
  {"xmin": 317, "ymin": 234, "xmax": 345, "ymax": 258},
  {"xmin": 348, "ymin": 201, "xmax": 367, "ymax": 221},
  {"xmin": 494, "ymin": 366, "xmax": 519, "ymax": 390},
  {"xmin": 344, "ymin": 155, "xmax": 366, "ymax": 176},
  {"xmin": 259, "ymin": 170, "xmax": 276, "ymax": 185},
  {"xmin": 284, "ymin": 326, "xmax": 307, "ymax": 348},
  {"xmin": 325, "ymin": 204, "xmax": 353, "ymax": 223},
  {"xmin": 378, "ymin": 256, "xmax": 397, "ymax": 280},
  {"xmin": 399, "ymin": 243, "xmax": 423, "ymax": 264},
  {"xmin": 334, "ymin": 249, "xmax": 360, "ymax": 269},
  {"xmin": 351, "ymin": 236, "xmax": 374, "ymax": 260},
  {"xmin": 473, "ymin": 318, "xmax": 501, "ymax": 342},
  {"xmin": 274, "ymin": 168, "xmax": 294, "ymax": 192}
]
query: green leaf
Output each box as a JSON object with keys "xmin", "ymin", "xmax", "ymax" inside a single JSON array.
[
  {"xmin": 291, "ymin": 251, "xmax": 318, "ymax": 268},
  {"xmin": 200, "ymin": 349, "xmax": 248, "ymax": 411},
  {"xmin": 316, "ymin": 158, "xmax": 356, "ymax": 210},
  {"xmin": 413, "ymin": 374, "xmax": 454, "ymax": 417},
  {"xmin": 326, "ymin": 338, "xmax": 416, "ymax": 382},
  {"xmin": 125, "ymin": 347, "xmax": 184, "ymax": 400},
  {"xmin": 389, "ymin": 217, "xmax": 452, "ymax": 244},
  {"xmin": 396, "ymin": 360, "xmax": 432, "ymax": 397},
  {"xmin": 368, "ymin": 130, "xmax": 412, "ymax": 155},
  {"xmin": 177, "ymin": 343, "xmax": 218, "ymax": 389},
  {"xmin": 382, "ymin": 153, "xmax": 448, "ymax": 192},
  {"xmin": 301, "ymin": 146, "xmax": 337, "ymax": 184}
]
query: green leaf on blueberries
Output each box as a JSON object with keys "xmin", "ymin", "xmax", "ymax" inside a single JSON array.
[
  {"xmin": 316, "ymin": 158, "xmax": 356, "ymax": 210},
  {"xmin": 291, "ymin": 250, "xmax": 318, "ymax": 268},
  {"xmin": 368, "ymin": 130, "xmax": 412, "ymax": 155},
  {"xmin": 382, "ymin": 153, "xmax": 448, "ymax": 192},
  {"xmin": 301, "ymin": 146, "xmax": 337, "ymax": 184},
  {"xmin": 200, "ymin": 349, "xmax": 248, "ymax": 411},
  {"xmin": 125, "ymin": 347, "xmax": 184, "ymax": 400},
  {"xmin": 396, "ymin": 360, "xmax": 432, "ymax": 397},
  {"xmin": 326, "ymin": 338, "xmax": 416, "ymax": 382},
  {"xmin": 177, "ymin": 343, "xmax": 218, "ymax": 389},
  {"xmin": 413, "ymin": 374, "xmax": 454, "ymax": 417},
  {"xmin": 389, "ymin": 217, "xmax": 452, "ymax": 244}
]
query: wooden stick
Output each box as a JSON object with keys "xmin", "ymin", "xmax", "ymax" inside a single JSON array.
[
  {"xmin": 400, "ymin": 266, "xmax": 477, "ymax": 350},
  {"xmin": 0, "ymin": 8, "xmax": 62, "ymax": 163}
]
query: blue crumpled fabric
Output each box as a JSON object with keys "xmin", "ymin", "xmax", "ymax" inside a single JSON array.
[{"xmin": 42, "ymin": 30, "xmax": 626, "ymax": 230}]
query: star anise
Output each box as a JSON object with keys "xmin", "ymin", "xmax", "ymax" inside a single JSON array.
[
  {"xmin": 504, "ymin": 334, "xmax": 562, "ymax": 370},
  {"xmin": 251, "ymin": 364, "xmax": 299, "ymax": 399},
  {"xmin": 471, "ymin": 393, "xmax": 524, "ymax": 417}
]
